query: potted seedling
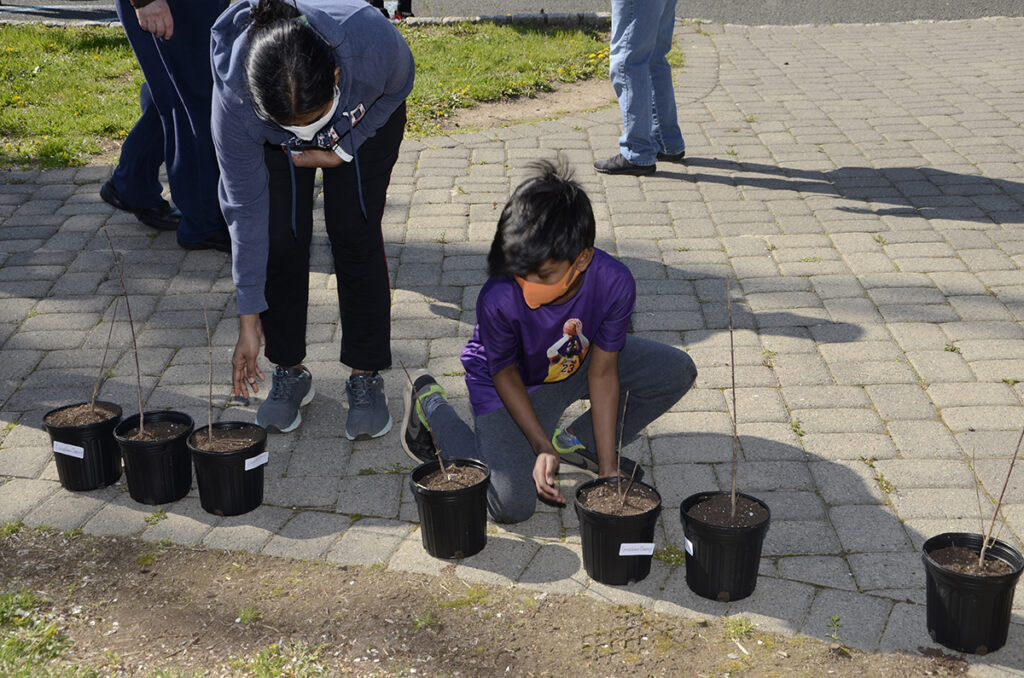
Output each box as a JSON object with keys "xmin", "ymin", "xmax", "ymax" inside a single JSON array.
[
  {"xmin": 679, "ymin": 281, "xmax": 771, "ymax": 602},
  {"xmin": 186, "ymin": 303, "xmax": 268, "ymax": 516},
  {"xmin": 42, "ymin": 296, "xmax": 123, "ymax": 491},
  {"xmin": 921, "ymin": 428, "xmax": 1024, "ymax": 654},
  {"xmin": 404, "ymin": 365, "xmax": 490, "ymax": 559},
  {"xmin": 104, "ymin": 231, "xmax": 194, "ymax": 505},
  {"xmin": 574, "ymin": 392, "xmax": 664, "ymax": 586}
]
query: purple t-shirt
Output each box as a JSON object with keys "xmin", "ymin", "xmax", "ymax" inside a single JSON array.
[{"xmin": 461, "ymin": 248, "xmax": 636, "ymax": 415}]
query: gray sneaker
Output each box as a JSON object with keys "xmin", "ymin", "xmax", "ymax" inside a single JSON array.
[
  {"xmin": 345, "ymin": 372, "xmax": 392, "ymax": 441},
  {"xmin": 255, "ymin": 366, "xmax": 315, "ymax": 433}
]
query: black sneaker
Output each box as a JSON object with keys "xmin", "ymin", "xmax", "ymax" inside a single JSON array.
[
  {"xmin": 552, "ymin": 428, "xmax": 644, "ymax": 482},
  {"xmin": 256, "ymin": 365, "xmax": 315, "ymax": 433},
  {"xmin": 657, "ymin": 150, "xmax": 686, "ymax": 163},
  {"xmin": 401, "ymin": 370, "xmax": 445, "ymax": 463},
  {"xmin": 100, "ymin": 180, "xmax": 181, "ymax": 231},
  {"xmin": 594, "ymin": 154, "xmax": 656, "ymax": 176}
]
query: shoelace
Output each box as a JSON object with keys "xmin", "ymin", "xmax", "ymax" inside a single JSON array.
[
  {"xmin": 348, "ymin": 374, "xmax": 376, "ymax": 408},
  {"xmin": 269, "ymin": 367, "xmax": 298, "ymax": 401}
]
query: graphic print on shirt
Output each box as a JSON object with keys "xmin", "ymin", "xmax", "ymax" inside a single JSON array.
[{"xmin": 545, "ymin": 318, "xmax": 590, "ymax": 382}]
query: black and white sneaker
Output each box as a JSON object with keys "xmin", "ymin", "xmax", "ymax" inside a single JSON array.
[
  {"xmin": 401, "ymin": 370, "xmax": 445, "ymax": 463},
  {"xmin": 552, "ymin": 428, "xmax": 644, "ymax": 482}
]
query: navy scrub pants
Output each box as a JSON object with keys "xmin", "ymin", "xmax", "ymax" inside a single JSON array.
[{"xmin": 111, "ymin": 0, "xmax": 227, "ymax": 244}]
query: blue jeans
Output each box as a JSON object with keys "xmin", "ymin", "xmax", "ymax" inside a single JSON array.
[
  {"xmin": 426, "ymin": 336, "xmax": 698, "ymax": 523},
  {"xmin": 610, "ymin": 0, "xmax": 685, "ymax": 165},
  {"xmin": 112, "ymin": 0, "xmax": 227, "ymax": 243}
]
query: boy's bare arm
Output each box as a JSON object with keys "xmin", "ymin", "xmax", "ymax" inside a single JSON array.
[
  {"xmin": 492, "ymin": 364, "xmax": 566, "ymax": 505},
  {"xmin": 586, "ymin": 346, "xmax": 622, "ymax": 478}
]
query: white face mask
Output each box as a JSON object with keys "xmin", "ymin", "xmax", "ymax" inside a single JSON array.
[{"xmin": 279, "ymin": 87, "xmax": 340, "ymax": 141}]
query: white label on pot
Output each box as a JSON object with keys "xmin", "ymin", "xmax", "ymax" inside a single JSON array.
[
  {"xmin": 53, "ymin": 441, "xmax": 84, "ymax": 459},
  {"xmin": 619, "ymin": 543, "xmax": 655, "ymax": 556},
  {"xmin": 245, "ymin": 451, "xmax": 269, "ymax": 471},
  {"xmin": 684, "ymin": 537, "xmax": 694, "ymax": 555}
]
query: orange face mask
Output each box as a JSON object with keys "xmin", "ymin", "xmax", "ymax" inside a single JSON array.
[{"xmin": 515, "ymin": 264, "xmax": 582, "ymax": 310}]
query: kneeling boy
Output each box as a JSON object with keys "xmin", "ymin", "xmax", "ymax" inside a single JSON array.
[{"xmin": 402, "ymin": 160, "xmax": 697, "ymax": 523}]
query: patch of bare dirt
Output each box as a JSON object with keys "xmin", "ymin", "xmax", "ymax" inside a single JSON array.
[
  {"xmin": 0, "ymin": 528, "xmax": 969, "ymax": 677},
  {"xmin": 437, "ymin": 76, "xmax": 617, "ymax": 134}
]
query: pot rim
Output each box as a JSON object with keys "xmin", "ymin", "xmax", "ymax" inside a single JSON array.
[
  {"xmin": 187, "ymin": 421, "xmax": 267, "ymax": 455},
  {"xmin": 410, "ymin": 458, "xmax": 490, "ymax": 494},
  {"xmin": 922, "ymin": 531, "xmax": 1024, "ymax": 580},
  {"xmin": 43, "ymin": 400, "xmax": 122, "ymax": 432},
  {"xmin": 114, "ymin": 410, "xmax": 195, "ymax": 445},
  {"xmin": 575, "ymin": 476, "xmax": 662, "ymax": 518},
  {"xmin": 680, "ymin": 490, "xmax": 772, "ymax": 532}
]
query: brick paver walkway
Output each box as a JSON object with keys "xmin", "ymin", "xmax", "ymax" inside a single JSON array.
[{"xmin": 2, "ymin": 16, "xmax": 1024, "ymax": 676}]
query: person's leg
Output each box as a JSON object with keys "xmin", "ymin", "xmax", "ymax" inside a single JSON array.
[
  {"xmin": 322, "ymin": 104, "xmax": 405, "ymax": 439},
  {"xmin": 650, "ymin": 0, "xmax": 685, "ymax": 157},
  {"xmin": 108, "ymin": 82, "xmax": 165, "ymax": 208},
  {"xmin": 608, "ymin": 0, "xmax": 665, "ymax": 166},
  {"xmin": 321, "ymin": 104, "xmax": 405, "ymax": 373},
  {"xmin": 148, "ymin": 0, "xmax": 229, "ymax": 244},
  {"xmin": 564, "ymin": 336, "xmax": 697, "ymax": 457},
  {"xmin": 260, "ymin": 146, "xmax": 317, "ymax": 368}
]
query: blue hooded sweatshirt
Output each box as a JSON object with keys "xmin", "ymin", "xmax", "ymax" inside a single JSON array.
[{"xmin": 210, "ymin": 0, "xmax": 415, "ymax": 315}]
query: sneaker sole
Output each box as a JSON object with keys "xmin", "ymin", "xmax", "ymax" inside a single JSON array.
[
  {"xmin": 559, "ymin": 450, "xmax": 645, "ymax": 483},
  {"xmin": 345, "ymin": 412, "xmax": 392, "ymax": 442},
  {"xmin": 400, "ymin": 369, "xmax": 435, "ymax": 462},
  {"xmin": 256, "ymin": 384, "xmax": 316, "ymax": 434}
]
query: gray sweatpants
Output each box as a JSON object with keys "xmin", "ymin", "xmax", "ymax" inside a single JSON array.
[{"xmin": 425, "ymin": 335, "xmax": 698, "ymax": 523}]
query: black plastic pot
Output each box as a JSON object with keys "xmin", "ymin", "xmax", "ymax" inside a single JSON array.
[
  {"xmin": 114, "ymin": 410, "xmax": 194, "ymax": 505},
  {"xmin": 43, "ymin": 401, "xmax": 123, "ymax": 491},
  {"xmin": 922, "ymin": 532, "xmax": 1024, "ymax": 654},
  {"xmin": 680, "ymin": 491, "xmax": 771, "ymax": 602},
  {"xmin": 409, "ymin": 458, "xmax": 490, "ymax": 559},
  {"xmin": 575, "ymin": 477, "xmax": 662, "ymax": 586},
  {"xmin": 188, "ymin": 422, "xmax": 267, "ymax": 516}
]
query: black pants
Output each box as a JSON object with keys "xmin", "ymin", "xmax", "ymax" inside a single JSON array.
[{"xmin": 260, "ymin": 103, "xmax": 405, "ymax": 371}]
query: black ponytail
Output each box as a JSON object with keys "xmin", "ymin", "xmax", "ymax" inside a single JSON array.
[{"xmin": 245, "ymin": 0, "xmax": 337, "ymax": 124}]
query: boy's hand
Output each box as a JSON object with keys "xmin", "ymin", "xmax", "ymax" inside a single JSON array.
[{"xmin": 533, "ymin": 451, "xmax": 566, "ymax": 505}]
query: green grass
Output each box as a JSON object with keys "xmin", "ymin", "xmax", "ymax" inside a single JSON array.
[
  {"xmin": 0, "ymin": 589, "xmax": 96, "ymax": 678},
  {"xmin": 0, "ymin": 24, "xmax": 142, "ymax": 168},
  {"xmin": 229, "ymin": 642, "xmax": 327, "ymax": 678},
  {"xmin": 1, "ymin": 21, "xmax": 614, "ymax": 168},
  {"xmin": 400, "ymin": 22, "xmax": 609, "ymax": 135}
]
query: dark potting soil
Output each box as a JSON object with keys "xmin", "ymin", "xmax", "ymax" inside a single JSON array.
[
  {"xmin": 578, "ymin": 481, "xmax": 658, "ymax": 516},
  {"xmin": 687, "ymin": 494, "xmax": 769, "ymax": 528},
  {"xmin": 122, "ymin": 420, "xmax": 190, "ymax": 442},
  {"xmin": 420, "ymin": 464, "xmax": 486, "ymax": 491},
  {"xmin": 45, "ymin": 402, "xmax": 119, "ymax": 428},
  {"xmin": 930, "ymin": 545, "xmax": 1014, "ymax": 576},
  {"xmin": 188, "ymin": 425, "xmax": 263, "ymax": 453}
]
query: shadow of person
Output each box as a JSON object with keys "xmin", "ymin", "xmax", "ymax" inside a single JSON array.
[{"xmin": 664, "ymin": 157, "xmax": 1024, "ymax": 225}]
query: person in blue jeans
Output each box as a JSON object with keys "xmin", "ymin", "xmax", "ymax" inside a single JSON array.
[
  {"xmin": 101, "ymin": 0, "xmax": 231, "ymax": 252},
  {"xmin": 401, "ymin": 160, "xmax": 697, "ymax": 523},
  {"xmin": 594, "ymin": 0, "xmax": 686, "ymax": 176}
]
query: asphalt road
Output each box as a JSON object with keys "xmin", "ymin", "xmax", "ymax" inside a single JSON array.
[{"xmin": 2, "ymin": 0, "xmax": 1023, "ymax": 25}]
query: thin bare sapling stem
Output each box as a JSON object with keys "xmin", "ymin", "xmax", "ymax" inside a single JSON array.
[
  {"xmin": 728, "ymin": 278, "xmax": 739, "ymax": 518},
  {"xmin": 978, "ymin": 426, "xmax": 1024, "ymax": 567},
  {"xmin": 90, "ymin": 296, "xmax": 119, "ymax": 414},
  {"xmin": 399, "ymin": 361, "xmax": 449, "ymax": 475},
  {"xmin": 203, "ymin": 301, "xmax": 213, "ymax": 444},
  {"xmin": 104, "ymin": 229, "xmax": 144, "ymax": 435},
  {"xmin": 616, "ymin": 390, "xmax": 633, "ymax": 506}
]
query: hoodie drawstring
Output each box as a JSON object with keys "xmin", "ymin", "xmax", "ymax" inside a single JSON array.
[{"xmin": 285, "ymin": 112, "xmax": 366, "ymax": 238}]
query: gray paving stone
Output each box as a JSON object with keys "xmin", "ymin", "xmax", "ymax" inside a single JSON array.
[
  {"xmin": 262, "ymin": 510, "xmax": 351, "ymax": 560},
  {"xmin": 887, "ymin": 420, "xmax": 963, "ymax": 458},
  {"xmin": 777, "ymin": 555, "xmax": 857, "ymax": 590},
  {"xmin": 829, "ymin": 505, "xmax": 912, "ymax": 552},
  {"xmin": 878, "ymin": 602, "xmax": 946, "ymax": 654},
  {"xmin": 327, "ymin": 518, "xmax": 414, "ymax": 567},
  {"xmin": 801, "ymin": 589, "xmax": 893, "ymax": 650},
  {"xmin": 847, "ymin": 552, "xmax": 924, "ymax": 591},
  {"xmin": 201, "ymin": 505, "xmax": 294, "ymax": 552},
  {"xmin": 139, "ymin": 496, "xmax": 219, "ymax": 546},
  {"xmin": 22, "ymin": 485, "xmax": 118, "ymax": 531},
  {"xmin": 0, "ymin": 478, "xmax": 60, "ymax": 523}
]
